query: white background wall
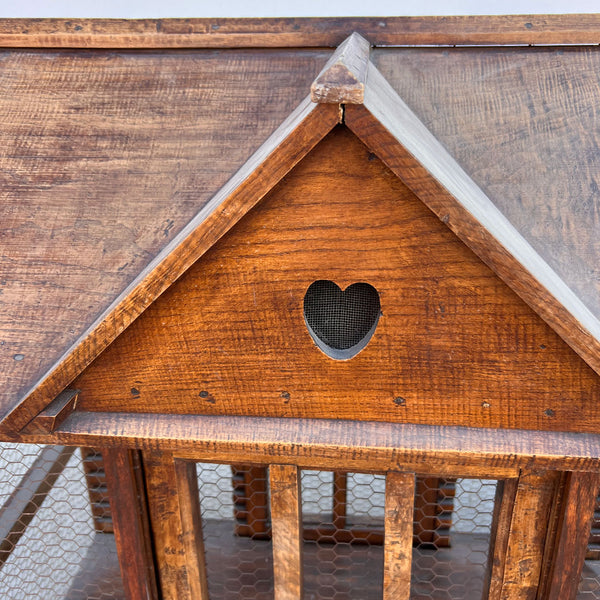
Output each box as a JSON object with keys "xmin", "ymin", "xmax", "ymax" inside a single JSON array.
[{"xmin": 1, "ymin": 0, "xmax": 599, "ymax": 18}]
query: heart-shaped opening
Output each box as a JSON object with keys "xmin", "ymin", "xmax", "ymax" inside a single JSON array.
[{"xmin": 303, "ymin": 280, "xmax": 381, "ymax": 360}]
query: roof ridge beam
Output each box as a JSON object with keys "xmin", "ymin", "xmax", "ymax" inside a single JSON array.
[{"xmin": 311, "ymin": 32, "xmax": 371, "ymax": 104}]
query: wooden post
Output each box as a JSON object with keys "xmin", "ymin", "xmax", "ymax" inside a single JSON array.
[
  {"xmin": 485, "ymin": 470, "xmax": 561, "ymax": 600},
  {"xmin": 144, "ymin": 450, "xmax": 208, "ymax": 599},
  {"xmin": 542, "ymin": 471, "xmax": 600, "ymax": 600},
  {"xmin": 270, "ymin": 464, "xmax": 303, "ymax": 600},
  {"xmin": 383, "ymin": 471, "xmax": 415, "ymax": 600},
  {"xmin": 102, "ymin": 448, "xmax": 159, "ymax": 600}
]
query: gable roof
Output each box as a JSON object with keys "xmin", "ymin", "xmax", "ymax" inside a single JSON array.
[{"xmin": 2, "ymin": 19, "xmax": 600, "ymax": 435}]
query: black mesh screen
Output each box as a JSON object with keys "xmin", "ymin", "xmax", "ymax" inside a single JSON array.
[{"xmin": 303, "ymin": 280, "xmax": 381, "ymax": 351}]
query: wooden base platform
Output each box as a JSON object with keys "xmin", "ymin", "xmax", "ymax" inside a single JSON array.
[{"xmin": 66, "ymin": 522, "xmax": 600, "ymax": 599}]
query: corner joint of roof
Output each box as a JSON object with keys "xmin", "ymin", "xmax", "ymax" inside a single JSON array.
[{"xmin": 310, "ymin": 32, "xmax": 371, "ymax": 105}]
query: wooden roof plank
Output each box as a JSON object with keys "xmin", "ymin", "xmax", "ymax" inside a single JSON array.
[
  {"xmin": 1, "ymin": 97, "xmax": 340, "ymax": 435},
  {"xmin": 345, "ymin": 60, "xmax": 600, "ymax": 377},
  {"xmin": 1, "ymin": 16, "xmax": 600, "ymax": 48}
]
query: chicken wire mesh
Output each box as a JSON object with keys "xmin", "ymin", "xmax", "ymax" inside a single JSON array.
[
  {"xmin": 196, "ymin": 465, "xmax": 527, "ymax": 599},
  {"xmin": 0, "ymin": 443, "xmax": 123, "ymax": 600},
  {"xmin": 2, "ymin": 444, "xmax": 600, "ymax": 599}
]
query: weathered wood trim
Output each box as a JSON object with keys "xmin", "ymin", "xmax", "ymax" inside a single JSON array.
[
  {"xmin": 4, "ymin": 99, "xmax": 340, "ymax": 436},
  {"xmin": 19, "ymin": 411, "xmax": 600, "ymax": 475},
  {"xmin": 484, "ymin": 479, "xmax": 519, "ymax": 599},
  {"xmin": 144, "ymin": 450, "xmax": 197, "ymax": 599},
  {"xmin": 1, "ymin": 16, "xmax": 600, "ymax": 48},
  {"xmin": 174, "ymin": 459, "xmax": 210, "ymax": 600},
  {"xmin": 345, "ymin": 62, "xmax": 600, "ymax": 377},
  {"xmin": 496, "ymin": 470, "xmax": 561, "ymax": 599},
  {"xmin": 103, "ymin": 448, "xmax": 159, "ymax": 600},
  {"xmin": 26, "ymin": 389, "xmax": 79, "ymax": 434},
  {"xmin": 270, "ymin": 464, "xmax": 303, "ymax": 600},
  {"xmin": 544, "ymin": 471, "xmax": 600, "ymax": 600},
  {"xmin": 0, "ymin": 445, "xmax": 75, "ymax": 567},
  {"xmin": 383, "ymin": 471, "xmax": 414, "ymax": 600},
  {"xmin": 311, "ymin": 32, "xmax": 370, "ymax": 104}
]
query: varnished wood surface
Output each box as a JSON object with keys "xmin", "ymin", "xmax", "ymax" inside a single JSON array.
[
  {"xmin": 1, "ymin": 16, "xmax": 600, "ymax": 48},
  {"xmin": 25, "ymin": 411, "xmax": 600, "ymax": 476},
  {"xmin": 383, "ymin": 472, "xmax": 414, "ymax": 600},
  {"xmin": 72, "ymin": 127, "xmax": 600, "ymax": 434},
  {"xmin": 496, "ymin": 471, "xmax": 560, "ymax": 599},
  {"xmin": 144, "ymin": 450, "xmax": 195, "ymax": 598},
  {"xmin": 174, "ymin": 459, "xmax": 210, "ymax": 599},
  {"xmin": 270, "ymin": 465, "xmax": 303, "ymax": 600},
  {"xmin": 103, "ymin": 448, "xmax": 158, "ymax": 600},
  {"xmin": 0, "ymin": 49, "xmax": 337, "ymax": 434},
  {"xmin": 546, "ymin": 472, "xmax": 600, "ymax": 600},
  {"xmin": 372, "ymin": 46, "xmax": 600, "ymax": 333}
]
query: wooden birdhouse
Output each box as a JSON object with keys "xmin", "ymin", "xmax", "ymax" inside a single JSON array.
[{"xmin": 2, "ymin": 15, "xmax": 600, "ymax": 600}]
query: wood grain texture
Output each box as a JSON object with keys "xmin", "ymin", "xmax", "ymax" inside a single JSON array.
[
  {"xmin": 72, "ymin": 127, "xmax": 600, "ymax": 434},
  {"xmin": 1, "ymin": 16, "xmax": 600, "ymax": 48},
  {"xmin": 174, "ymin": 459, "xmax": 209, "ymax": 600},
  {"xmin": 373, "ymin": 46, "xmax": 600, "ymax": 324},
  {"xmin": 27, "ymin": 389, "xmax": 78, "ymax": 433},
  {"xmin": 484, "ymin": 479, "xmax": 519, "ymax": 600},
  {"xmin": 495, "ymin": 470, "xmax": 560, "ymax": 600},
  {"xmin": 102, "ymin": 448, "xmax": 159, "ymax": 600},
  {"xmin": 144, "ymin": 450, "xmax": 196, "ymax": 599},
  {"xmin": 0, "ymin": 52, "xmax": 338, "ymax": 434},
  {"xmin": 346, "ymin": 64, "xmax": 600, "ymax": 379},
  {"xmin": 383, "ymin": 471, "xmax": 414, "ymax": 600},
  {"xmin": 311, "ymin": 32, "xmax": 370, "ymax": 104},
  {"xmin": 544, "ymin": 471, "xmax": 600, "ymax": 600},
  {"xmin": 22, "ymin": 411, "xmax": 600, "ymax": 476},
  {"xmin": 270, "ymin": 464, "xmax": 303, "ymax": 600}
]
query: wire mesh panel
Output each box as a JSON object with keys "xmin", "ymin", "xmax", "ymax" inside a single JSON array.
[
  {"xmin": 412, "ymin": 478, "xmax": 496, "ymax": 600},
  {"xmin": 0, "ymin": 443, "xmax": 123, "ymax": 600},
  {"xmin": 198, "ymin": 463, "xmax": 274, "ymax": 599},
  {"xmin": 195, "ymin": 463, "xmax": 501, "ymax": 600}
]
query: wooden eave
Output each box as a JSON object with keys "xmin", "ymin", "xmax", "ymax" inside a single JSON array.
[{"xmin": 3, "ymin": 19, "xmax": 600, "ymax": 436}]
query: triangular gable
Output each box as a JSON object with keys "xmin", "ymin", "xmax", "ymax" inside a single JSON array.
[{"xmin": 6, "ymin": 32, "xmax": 600, "ymax": 435}]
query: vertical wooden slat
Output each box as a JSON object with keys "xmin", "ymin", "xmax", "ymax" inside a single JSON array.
[
  {"xmin": 174, "ymin": 459, "xmax": 210, "ymax": 600},
  {"xmin": 144, "ymin": 450, "xmax": 204, "ymax": 599},
  {"xmin": 487, "ymin": 470, "xmax": 561, "ymax": 600},
  {"xmin": 484, "ymin": 479, "xmax": 519, "ymax": 600},
  {"xmin": 332, "ymin": 471, "xmax": 348, "ymax": 530},
  {"xmin": 270, "ymin": 464, "xmax": 303, "ymax": 600},
  {"xmin": 232, "ymin": 465, "xmax": 270, "ymax": 538},
  {"xmin": 103, "ymin": 448, "xmax": 159, "ymax": 600},
  {"xmin": 383, "ymin": 471, "xmax": 415, "ymax": 600},
  {"xmin": 544, "ymin": 471, "xmax": 600, "ymax": 600}
]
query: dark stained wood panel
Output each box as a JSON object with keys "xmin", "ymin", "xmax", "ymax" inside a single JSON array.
[
  {"xmin": 372, "ymin": 46, "xmax": 600, "ymax": 327},
  {"xmin": 72, "ymin": 127, "xmax": 600, "ymax": 433},
  {"xmin": 0, "ymin": 48, "xmax": 328, "ymax": 424},
  {"xmin": 2, "ymin": 16, "xmax": 600, "ymax": 48}
]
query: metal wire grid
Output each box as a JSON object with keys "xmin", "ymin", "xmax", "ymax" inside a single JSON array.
[{"xmin": 1, "ymin": 444, "xmax": 599, "ymax": 599}]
